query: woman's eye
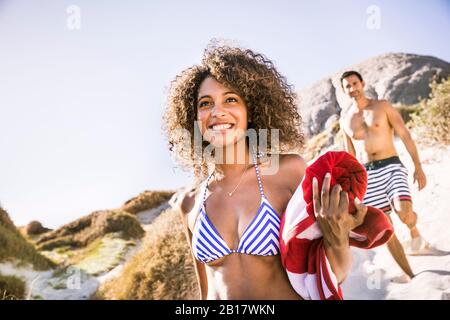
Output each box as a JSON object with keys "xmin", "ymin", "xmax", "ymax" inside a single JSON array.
[
  {"xmin": 198, "ymin": 101, "xmax": 210, "ymax": 108},
  {"xmin": 226, "ymin": 97, "xmax": 237, "ymax": 103}
]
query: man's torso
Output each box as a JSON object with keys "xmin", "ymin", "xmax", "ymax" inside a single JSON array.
[{"xmin": 342, "ymin": 99, "xmax": 398, "ymax": 163}]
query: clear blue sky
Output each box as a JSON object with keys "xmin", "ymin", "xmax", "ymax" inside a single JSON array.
[{"xmin": 1, "ymin": 0, "xmax": 449, "ymax": 228}]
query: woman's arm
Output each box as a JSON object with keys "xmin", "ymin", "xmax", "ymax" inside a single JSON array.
[
  {"xmin": 179, "ymin": 190, "xmax": 209, "ymax": 299},
  {"xmin": 312, "ymin": 173, "xmax": 367, "ymax": 284}
]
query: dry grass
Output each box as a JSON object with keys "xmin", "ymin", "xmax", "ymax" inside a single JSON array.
[
  {"xmin": 396, "ymin": 104, "xmax": 422, "ymax": 125},
  {"xmin": 36, "ymin": 210, "xmax": 144, "ymax": 251},
  {"xmin": 0, "ymin": 274, "xmax": 26, "ymax": 300},
  {"xmin": 303, "ymin": 119, "xmax": 342, "ymax": 162},
  {"xmin": 410, "ymin": 76, "xmax": 450, "ymax": 145},
  {"xmin": 96, "ymin": 207, "xmax": 198, "ymax": 300},
  {"xmin": 0, "ymin": 207, "xmax": 54, "ymax": 271},
  {"xmin": 120, "ymin": 190, "xmax": 175, "ymax": 215}
]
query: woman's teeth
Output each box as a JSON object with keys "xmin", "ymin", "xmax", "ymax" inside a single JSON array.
[{"xmin": 211, "ymin": 123, "xmax": 233, "ymax": 130}]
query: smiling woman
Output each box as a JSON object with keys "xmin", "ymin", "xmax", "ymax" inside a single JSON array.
[
  {"xmin": 161, "ymin": 40, "xmax": 356, "ymax": 300},
  {"xmin": 197, "ymin": 78, "xmax": 247, "ymax": 149},
  {"xmin": 162, "ymin": 41, "xmax": 304, "ymax": 179}
]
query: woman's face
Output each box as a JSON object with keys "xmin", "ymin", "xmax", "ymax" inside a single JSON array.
[{"xmin": 196, "ymin": 76, "xmax": 248, "ymax": 148}]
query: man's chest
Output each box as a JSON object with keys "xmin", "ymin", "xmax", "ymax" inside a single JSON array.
[{"xmin": 343, "ymin": 107, "xmax": 388, "ymax": 140}]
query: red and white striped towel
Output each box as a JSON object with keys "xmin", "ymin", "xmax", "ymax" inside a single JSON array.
[{"xmin": 280, "ymin": 151, "xmax": 394, "ymax": 300}]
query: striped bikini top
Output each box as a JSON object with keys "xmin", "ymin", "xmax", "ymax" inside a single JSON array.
[{"xmin": 191, "ymin": 155, "xmax": 281, "ymax": 264}]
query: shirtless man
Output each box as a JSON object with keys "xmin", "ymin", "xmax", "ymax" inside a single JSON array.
[{"xmin": 339, "ymin": 70, "xmax": 430, "ymax": 282}]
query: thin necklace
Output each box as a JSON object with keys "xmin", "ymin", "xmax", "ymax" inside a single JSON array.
[{"xmin": 214, "ymin": 163, "xmax": 251, "ymax": 197}]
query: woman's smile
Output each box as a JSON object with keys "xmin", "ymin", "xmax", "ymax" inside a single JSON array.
[{"xmin": 209, "ymin": 123, "xmax": 234, "ymax": 130}]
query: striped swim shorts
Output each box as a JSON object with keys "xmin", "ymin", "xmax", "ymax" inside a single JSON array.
[{"xmin": 362, "ymin": 156, "xmax": 412, "ymax": 214}]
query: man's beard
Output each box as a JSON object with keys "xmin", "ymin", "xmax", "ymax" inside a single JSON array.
[{"xmin": 350, "ymin": 91, "xmax": 360, "ymax": 99}]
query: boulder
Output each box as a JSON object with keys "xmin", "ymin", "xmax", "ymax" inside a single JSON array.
[
  {"xmin": 299, "ymin": 53, "xmax": 450, "ymax": 137},
  {"xmin": 25, "ymin": 220, "xmax": 51, "ymax": 236}
]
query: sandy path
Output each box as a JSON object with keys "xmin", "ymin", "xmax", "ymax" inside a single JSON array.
[
  {"xmin": 0, "ymin": 202, "xmax": 171, "ymax": 300},
  {"xmin": 342, "ymin": 141, "xmax": 450, "ymax": 300}
]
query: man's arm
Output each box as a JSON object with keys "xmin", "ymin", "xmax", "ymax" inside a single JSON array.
[
  {"xmin": 339, "ymin": 117, "xmax": 356, "ymax": 157},
  {"xmin": 383, "ymin": 101, "xmax": 427, "ymax": 190}
]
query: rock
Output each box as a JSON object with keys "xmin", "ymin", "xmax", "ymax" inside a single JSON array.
[
  {"xmin": 299, "ymin": 53, "xmax": 450, "ymax": 137},
  {"xmin": 36, "ymin": 210, "xmax": 144, "ymax": 251},
  {"xmin": 25, "ymin": 221, "xmax": 51, "ymax": 236},
  {"xmin": 298, "ymin": 78, "xmax": 339, "ymax": 137},
  {"xmin": 121, "ymin": 190, "xmax": 174, "ymax": 215}
]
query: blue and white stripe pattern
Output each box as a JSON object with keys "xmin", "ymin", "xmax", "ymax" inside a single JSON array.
[
  {"xmin": 363, "ymin": 159, "xmax": 412, "ymax": 214},
  {"xmin": 191, "ymin": 155, "xmax": 281, "ymax": 264}
]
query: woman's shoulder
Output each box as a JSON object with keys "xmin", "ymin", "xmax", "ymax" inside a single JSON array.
[
  {"xmin": 260, "ymin": 153, "xmax": 306, "ymax": 172},
  {"xmin": 259, "ymin": 152, "xmax": 305, "ymax": 166},
  {"xmin": 179, "ymin": 176, "xmax": 211, "ymax": 214},
  {"xmin": 179, "ymin": 186, "xmax": 199, "ymax": 217},
  {"xmin": 277, "ymin": 153, "xmax": 307, "ymax": 195},
  {"xmin": 279, "ymin": 153, "xmax": 307, "ymax": 169},
  {"xmin": 258, "ymin": 153, "xmax": 306, "ymax": 194},
  {"xmin": 178, "ymin": 184, "xmax": 203, "ymax": 233}
]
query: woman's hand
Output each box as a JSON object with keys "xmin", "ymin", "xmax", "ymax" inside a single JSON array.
[
  {"xmin": 312, "ymin": 172, "xmax": 368, "ymax": 283},
  {"xmin": 313, "ymin": 172, "xmax": 367, "ymax": 248}
]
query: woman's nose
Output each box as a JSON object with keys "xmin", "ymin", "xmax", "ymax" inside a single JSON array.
[{"xmin": 210, "ymin": 102, "xmax": 226, "ymax": 117}]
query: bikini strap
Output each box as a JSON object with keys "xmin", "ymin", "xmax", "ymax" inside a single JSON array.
[
  {"xmin": 193, "ymin": 173, "xmax": 214, "ymax": 229},
  {"xmin": 253, "ymin": 153, "xmax": 266, "ymax": 198},
  {"xmin": 202, "ymin": 172, "xmax": 214, "ymax": 206},
  {"xmin": 192, "ymin": 174, "xmax": 212, "ymax": 230}
]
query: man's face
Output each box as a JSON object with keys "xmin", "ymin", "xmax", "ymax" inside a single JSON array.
[{"xmin": 342, "ymin": 75, "xmax": 365, "ymax": 99}]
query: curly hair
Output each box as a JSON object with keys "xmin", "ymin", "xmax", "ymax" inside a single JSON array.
[{"xmin": 162, "ymin": 40, "xmax": 305, "ymax": 179}]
